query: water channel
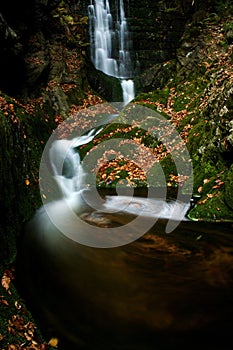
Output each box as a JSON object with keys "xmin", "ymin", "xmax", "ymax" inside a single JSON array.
[{"xmin": 17, "ymin": 1, "xmax": 233, "ymax": 349}]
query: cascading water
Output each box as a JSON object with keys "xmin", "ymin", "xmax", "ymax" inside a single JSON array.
[
  {"xmin": 16, "ymin": 3, "xmax": 233, "ymax": 348},
  {"xmin": 88, "ymin": 0, "xmax": 135, "ymax": 104},
  {"xmin": 17, "ymin": 116, "xmax": 233, "ymax": 349}
]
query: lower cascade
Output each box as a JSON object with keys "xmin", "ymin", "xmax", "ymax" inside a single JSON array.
[
  {"xmin": 37, "ymin": 115, "xmax": 191, "ymax": 248},
  {"xmin": 88, "ymin": 0, "xmax": 135, "ymax": 104},
  {"xmin": 121, "ymin": 79, "xmax": 135, "ymax": 104},
  {"xmin": 17, "ymin": 124, "xmax": 233, "ymax": 349}
]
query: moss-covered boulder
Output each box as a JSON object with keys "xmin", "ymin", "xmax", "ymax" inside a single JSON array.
[
  {"xmin": 86, "ymin": 61, "xmax": 123, "ymax": 102},
  {"xmin": 0, "ymin": 92, "xmax": 57, "ymax": 264}
]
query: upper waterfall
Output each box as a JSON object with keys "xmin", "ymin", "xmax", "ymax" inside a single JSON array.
[{"xmin": 88, "ymin": 0, "xmax": 135, "ymax": 103}]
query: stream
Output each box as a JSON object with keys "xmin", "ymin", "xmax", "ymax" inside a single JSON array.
[
  {"xmin": 16, "ymin": 106, "xmax": 233, "ymax": 349},
  {"xmin": 16, "ymin": 1, "xmax": 233, "ymax": 349},
  {"xmin": 17, "ymin": 214, "xmax": 233, "ymax": 350}
]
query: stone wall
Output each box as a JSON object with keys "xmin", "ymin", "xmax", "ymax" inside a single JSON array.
[{"xmin": 80, "ymin": 0, "xmax": 209, "ymax": 75}]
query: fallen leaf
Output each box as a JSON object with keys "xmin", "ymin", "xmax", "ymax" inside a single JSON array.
[
  {"xmin": 203, "ymin": 178, "xmax": 210, "ymax": 184},
  {"xmin": 25, "ymin": 179, "xmax": 30, "ymax": 186},
  {"xmin": 9, "ymin": 315, "xmax": 25, "ymax": 331},
  {"xmin": 14, "ymin": 301, "xmax": 21, "ymax": 310},
  {"xmin": 0, "ymin": 297, "xmax": 9, "ymax": 306},
  {"xmin": 7, "ymin": 345, "xmax": 17, "ymax": 350},
  {"xmin": 212, "ymin": 185, "xmax": 219, "ymax": 189},
  {"xmin": 1, "ymin": 274, "xmax": 11, "ymax": 292},
  {"xmin": 48, "ymin": 337, "xmax": 59, "ymax": 347}
]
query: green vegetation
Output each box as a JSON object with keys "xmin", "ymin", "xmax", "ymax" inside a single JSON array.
[
  {"xmin": 132, "ymin": 14, "xmax": 233, "ymax": 221},
  {"xmin": 53, "ymin": 0, "xmax": 89, "ymax": 47}
]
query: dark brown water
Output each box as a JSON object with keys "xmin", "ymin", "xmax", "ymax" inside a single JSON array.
[{"xmin": 17, "ymin": 206, "xmax": 233, "ymax": 350}]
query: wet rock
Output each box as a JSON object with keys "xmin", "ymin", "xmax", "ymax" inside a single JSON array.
[
  {"xmin": 23, "ymin": 32, "xmax": 50, "ymax": 90},
  {"xmin": 134, "ymin": 60, "xmax": 176, "ymax": 93},
  {"xmin": 86, "ymin": 61, "xmax": 123, "ymax": 102}
]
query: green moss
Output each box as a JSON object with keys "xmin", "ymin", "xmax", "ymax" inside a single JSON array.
[
  {"xmin": 134, "ymin": 88, "xmax": 170, "ymax": 106},
  {"xmin": 79, "ymin": 123, "xmax": 157, "ymax": 160},
  {"xmin": 66, "ymin": 87, "xmax": 85, "ymax": 105},
  {"xmin": 188, "ymin": 191, "xmax": 233, "ymax": 221},
  {"xmin": 0, "ymin": 93, "xmax": 57, "ymax": 264},
  {"xmin": 159, "ymin": 155, "xmax": 177, "ymax": 183},
  {"xmin": 225, "ymin": 164, "xmax": 233, "ymax": 209}
]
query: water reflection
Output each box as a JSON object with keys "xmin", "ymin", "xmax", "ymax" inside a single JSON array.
[{"xmin": 17, "ymin": 207, "xmax": 233, "ymax": 350}]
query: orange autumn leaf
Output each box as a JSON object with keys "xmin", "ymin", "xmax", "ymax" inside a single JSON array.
[
  {"xmin": 1, "ymin": 273, "xmax": 11, "ymax": 292},
  {"xmin": 48, "ymin": 337, "xmax": 59, "ymax": 347},
  {"xmin": 203, "ymin": 178, "xmax": 210, "ymax": 184}
]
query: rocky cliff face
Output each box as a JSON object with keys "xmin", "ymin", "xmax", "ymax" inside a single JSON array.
[
  {"xmin": 0, "ymin": 92, "xmax": 57, "ymax": 263},
  {"xmin": 0, "ymin": 0, "xmax": 214, "ymax": 99},
  {"xmin": 80, "ymin": 0, "xmax": 213, "ymax": 74},
  {"xmin": 0, "ymin": 0, "xmax": 92, "ymax": 263}
]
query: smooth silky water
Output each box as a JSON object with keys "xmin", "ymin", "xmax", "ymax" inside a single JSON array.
[
  {"xmin": 17, "ymin": 0, "xmax": 233, "ymax": 349},
  {"xmin": 17, "ymin": 209, "xmax": 233, "ymax": 350},
  {"xmin": 16, "ymin": 128, "xmax": 233, "ymax": 350},
  {"xmin": 88, "ymin": 0, "xmax": 135, "ymax": 104}
]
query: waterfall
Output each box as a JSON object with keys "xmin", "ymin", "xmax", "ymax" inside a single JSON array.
[
  {"xmin": 36, "ymin": 102, "xmax": 191, "ymax": 248},
  {"xmin": 49, "ymin": 129, "xmax": 98, "ymax": 199},
  {"xmin": 88, "ymin": 0, "xmax": 135, "ymax": 104}
]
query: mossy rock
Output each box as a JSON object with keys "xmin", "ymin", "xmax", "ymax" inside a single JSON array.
[
  {"xmin": 134, "ymin": 60, "xmax": 176, "ymax": 94},
  {"xmin": 86, "ymin": 61, "xmax": 123, "ymax": 102},
  {"xmin": 66, "ymin": 86, "xmax": 86, "ymax": 105},
  {"xmin": 159, "ymin": 154, "xmax": 177, "ymax": 183},
  {"xmin": 0, "ymin": 92, "xmax": 56, "ymax": 264},
  {"xmin": 188, "ymin": 191, "xmax": 233, "ymax": 221}
]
